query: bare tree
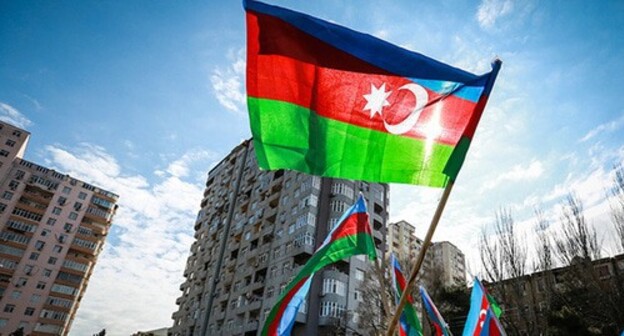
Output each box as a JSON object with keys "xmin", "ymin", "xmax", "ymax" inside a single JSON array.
[
  {"xmin": 479, "ymin": 208, "xmax": 532, "ymax": 336},
  {"xmin": 533, "ymin": 207, "xmax": 553, "ymax": 272},
  {"xmin": 610, "ymin": 165, "xmax": 624, "ymax": 252},
  {"xmin": 356, "ymin": 259, "xmax": 393, "ymax": 336},
  {"xmin": 553, "ymin": 194, "xmax": 601, "ymax": 265}
]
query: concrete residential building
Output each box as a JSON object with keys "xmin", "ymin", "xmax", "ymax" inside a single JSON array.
[
  {"xmin": 431, "ymin": 241, "xmax": 466, "ymax": 288},
  {"xmin": 170, "ymin": 140, "xmax": 388, "ymax": 336},
  {"xmin": 386, "ymin": 221, "xmax": 466, "ymax": 288},
  {"xmin": 0, "ymin": 121, "xmax": 118, "ymax": 336}
]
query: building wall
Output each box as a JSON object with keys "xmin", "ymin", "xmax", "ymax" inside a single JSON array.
[
  {"xmin": 431, "ymin": 241, "xmax": 466, "ymax": 288},
  {"xmin": 0, "ymin": 121, "xmax": 118, "ymax": 336},
  {"xmin": 170, "ymin": 140, "xmax": 388, "ymax": 336}
]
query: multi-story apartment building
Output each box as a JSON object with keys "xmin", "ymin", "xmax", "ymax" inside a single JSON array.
[
  {"xmin": 484, "ymin": 254, "xmax": 624, "ymax": 335},
  {"xmin": 386, "ymin": 220, "xmax": 420, "ymax": 260},
  {"xmin": 0, "ymin": 121, "xmax": 118, "ymax": 335},
  {"xmin": 430, "ymin": 241, "xmax": 466, "ymax": 288},
  {"xmin": 387, "ymin": 221, "xmax": 466, "ymax": 289},
  {"xmin": 170, "ymin": 140, "xmax": 388, "ymax": 336}
]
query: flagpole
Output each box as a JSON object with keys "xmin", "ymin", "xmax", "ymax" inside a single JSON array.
[{"xmin": 385, "ymin": 180, "xmax": 455, "ymax": 336}]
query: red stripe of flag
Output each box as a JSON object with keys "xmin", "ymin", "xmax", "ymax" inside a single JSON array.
[{"xmin": 247, "ymin": 11, "xmax": 479, "ymax": 146}]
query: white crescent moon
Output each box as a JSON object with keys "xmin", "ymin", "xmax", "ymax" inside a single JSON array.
[{"xmin": 383, "ymin": 83, "xmax": 428, "ymax": 135}]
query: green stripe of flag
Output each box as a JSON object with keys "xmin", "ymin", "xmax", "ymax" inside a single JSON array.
[
  {"xmin": 263, "ymin": 232, "xmax": 376, "ymax": 332},
  {"xmin": 248, "ymin": 97, "xmax": 456, "ymax": 187}
]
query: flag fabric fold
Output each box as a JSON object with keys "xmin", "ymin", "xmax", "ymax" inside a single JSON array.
[
  {"xmin": 462, "ymin": 278, "xmax": 504, "ymax": 336},
  {"xmin": 244, "ymin": 0, "xmax": 501, "ymax": 187},
  {"xmin": 390, "ymin": 254, "xmax": 424, "ymax": 336},
  {"xmin": 480, "ymin": 308, "xmax": 507, "ymax": 336},
  {"xmin": 420, "ymin": 286, "xmax": 452, "ymax": 336},
  {"xmin": 261, "ymin": 195, "xmax": 376, "ymax": 336}
]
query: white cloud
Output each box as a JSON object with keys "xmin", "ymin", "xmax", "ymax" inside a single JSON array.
[
  {"xmin": 0, "ymin": 101, "xmax": 32, "ymax": 129},
  {"xmin": 42, "ymin": 144, "xmax": 216, "ymax": 336},
  {"xmin": 480, "ymin": 159, "xmax": 544, "ymax": 192},
  {"xmin": 476, "ymin": 0, "xmax": 514, "ymax": 30},
  {"xmin": 210, "ymin": 48, "xmax": 246, "ymax": 114},
  {"xmin": 579, "ymin": 113, "xmax": 624, "ymax": 143}
]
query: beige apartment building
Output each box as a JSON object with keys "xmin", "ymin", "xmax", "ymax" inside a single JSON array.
[
  {"xmin": 0, "ymin": 121, "xmax": 118, "ymax": 335},
  {"xmin": 386, "ymin": 220, "xmax": 466, "ymax": 288},
  {"xmin": 170, "ymin": 140, "xmax": 388, "ymax": 336}
]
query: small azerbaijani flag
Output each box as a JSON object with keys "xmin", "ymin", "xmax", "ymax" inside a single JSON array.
[
  {"xmin": 390, "ymin": 254, "xmax": 423, "ymax": 336},
  {"xmin": 462, "ymin": 278, "xmax": 504, "ymax": 336},
  {"xmin": 480, "ymin": 308, "xmax": 506, "ymax": 336},
  {"xmin": 244, "ymin": 0, "xmax": 501, "ymax": 188},
  {"xmin": 419, "ymin": 286, "xmax": 452, "ymax": 336},
  {"xmin": 261, "ymin": 196, "xmax": 376, "ymax": 336}
]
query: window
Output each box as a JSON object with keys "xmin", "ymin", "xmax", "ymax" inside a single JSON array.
[
  {"xmin": 5, "ymin": 139, "xmax": 16, "ymax": 147},
  {"xmin": 322, "ymin": 279, "xmax": 347, "ymax": 296},
  {"xmin": 11, "ymin": 291, "xmax": 21, "ymax": 299},
  {"xmin": 53, "ymin": 245, "xmax": 62, "ymax": 253},
  {"xmin": 17, "ymin": 278, "xmax": 27, "ymax": 287},
  {"xmin": 52, "ymin": 207, "xmax": 62, "ymax": 215},
  {"xmin": 57, "ymin": 197, "xmax": 67, "ymax": 206},
  {"xmin": 43, "ymin": 269, "xmax": 52, "ymax": 277},
  {"xmin": 2, "ymin": 191, "xmax": 13, "ymax": 200},
  {"xmin": 24, "ymin": 307, "xmax": 35, "ymax": 316},
  {"xmin": 355, "ymin": 269, "xmax": 365, "ymax": 281},
  {"xmin": 41, "ymin": 229, "xmax": 50, "ymax": 236},
  {"xmin": 48, "ymin": 257, "xmax": 57, "ymax": 265},
  {"xmin": 36, "ymin": 281, "xmax": 46, "ymax": 290},
  {"xmin": 64, "ymin": 223, "xmax": 73, "ymax": 232},
  {"xmin": 24, "ymin": 265, "xmax": 34, "ymax": 275},
  {"xmin": 29, "ymin": 252, "xmax": 39, "ymax": 261},
  {"xmin": 0, "ymin": 150, "xmax": 9, "ymax": 157},
  {"xmin": 73, "ymin": 202, "xmax": 82, "ymax": 211},
  {"xmin": 78, "ymin": 192, "xmax": 87, "ymax": 200},
  {"xmin": 3, "ymin": 304, "xmax": 15, "ymax": 313},
  {"xmin": 69, "ymin": 212, "xmax": 78, "ymax": 220},
  {"xmin": 319, "ymin": 301, "xmax": 345, "ymax": 318},
  {"xmin": 46, "ymin": 218, "xmax": 56, "ymax": 226},
  {"xmin": 30, "ymin": 294, "xmax": 41, "ymax": 303},
  {"xmin": 62, "ymin": 186, "xmax": 71, "ymax": 194},
  {"xmin": 0, "ymin": 319, "xmax": 7, "ymax": 328},
  {"xmin": 354, "ymin": 290, "xmax": 362, "ymax": 301},
  {"xmin": 35, "ymin": 240, "xmax": 45, "ymax": 251},
  {"xmin": 330, "ymin": 200, "xmax": 347, "ymax": 213}
]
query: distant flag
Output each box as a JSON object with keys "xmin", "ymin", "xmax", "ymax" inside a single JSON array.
[
  {"xmin": 419, "ymin": 286, "xmax": 452, "ymax": 336},
  {"xmin": 261, "ymin": 196, "xmax": 376, "ymax": 336},
  {"xmin": 480, "ymin": 308, "xmax": 507, "ymax": 336},
  {"xmin": 244, "ymin": 0, "xmax": 501, "ymax": 187},
  {"xmin": 462, "ymin": 278, "xmax": 504, "ymax": 336},
  {"xmin": 390, "ymin": 254, "xmax": 424, "ymax": 336}
]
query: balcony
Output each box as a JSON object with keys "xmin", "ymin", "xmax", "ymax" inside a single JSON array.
[{"xmin": 85, "ymin": 206, "xmax": 113, "ymax": 222}]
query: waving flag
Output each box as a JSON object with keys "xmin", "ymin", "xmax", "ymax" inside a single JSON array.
[
  {"xmin": 244, "ymin": 0, "xmax": 501, "ymax": 187},
  {"xmin": 420, "ymin": 286, "xmax": 451, "ymax": 336},
  {"xmin": 463, "ymin": 278, "xmax": 503, "ymax": 336},
  {"xmin": 261, "ymin": 196, "xmax": 376, "ymax": 336},
  {"xmin": 390, "ymin": 254, "xmax": 423, "ymax": 336},
  {"xmin": 480, "ymin": 308, "xmax": 507, "ymax": 336}
]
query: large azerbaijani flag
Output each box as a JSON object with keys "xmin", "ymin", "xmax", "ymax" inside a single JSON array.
[
  {"xmin": 244, "ymin": 0, "xmax": 501, "ymax": 188},
  {"xmin": 261, "ymin": 196, "xmax": 376, "ymax": 336},
  {"xmin": 390, "ymin": 254, "xmax": 423, "ymax": 336}
]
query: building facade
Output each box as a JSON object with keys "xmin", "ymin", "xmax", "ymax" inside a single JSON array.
[
  {"xmin": 430, "ymin": 241, "xmax": 466, "ymax": 288},
  {"xmin": 386, "ymin": 221, "xmax": 466, "ymax": 289},
  {"xmin": 0, "ymin": 121, "xmax": 118, "ymax": 335},
  {"xmin": 170, "ymin": 140, "xmax": 388, "ymax": 336},
  {"xmin": 484, "ymin": 254, "xmax": 624, "ymax": 335}
]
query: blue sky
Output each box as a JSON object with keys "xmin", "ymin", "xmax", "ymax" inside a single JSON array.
[{"xmin": 1, "ymin": 0, "xmax": 624, "ymax": 335}]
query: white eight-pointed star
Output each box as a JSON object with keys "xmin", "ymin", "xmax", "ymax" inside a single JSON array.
[{"xmin": 363, "ymin": 83, "xmax": 392, "ymax": 118}]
